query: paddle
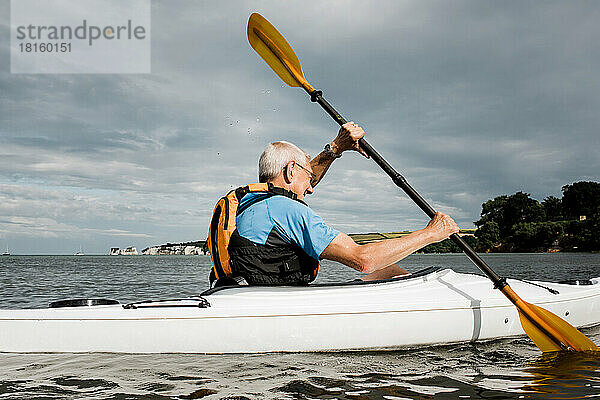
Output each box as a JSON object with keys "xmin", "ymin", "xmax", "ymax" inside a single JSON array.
[{"xmin": 247, "ymin": 12, "xmax": 599, "ymax": 352}]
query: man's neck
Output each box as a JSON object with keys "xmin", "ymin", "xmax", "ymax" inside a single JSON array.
[{"xmin": 267, "ymin": 177, "xmax": 289, "ymax": 191}]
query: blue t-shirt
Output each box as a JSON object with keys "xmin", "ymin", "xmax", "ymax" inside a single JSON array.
[{"xmin": 236, "ymin": 193, "xmax": 340, "ymax": 260}]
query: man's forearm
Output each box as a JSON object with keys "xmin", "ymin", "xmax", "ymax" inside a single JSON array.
[
  {"xmin": 322, "ymin": 213, "xmax": 458, "ymax": 275},
  {"xmin": 322, "ymin": 230, "xmax": 436, "ymax": 274},
  {"xmin": 310, "ymin": 122, "xmax": 366, "ymax": 186},
  {"xmin": 309, "ymin": 150, "xmax": 338, "ymax": 187},
  {"xmin": 359, "ymin": 229, "xmax": 435, "ymax": 273}
]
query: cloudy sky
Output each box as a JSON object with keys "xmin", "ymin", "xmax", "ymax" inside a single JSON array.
[{"xmin": 1, "ymin": 1, "xmax": 599, "ymax": 254}]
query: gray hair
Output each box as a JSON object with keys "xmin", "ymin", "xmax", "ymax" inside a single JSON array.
[{"xmin": 258, "ymin": 141, "xmax": 310, "ymax": 183}]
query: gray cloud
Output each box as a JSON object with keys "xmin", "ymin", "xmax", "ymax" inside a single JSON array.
[{"xmin": 1, "ymin": 0, "xmax": 599, "ymax": 254}]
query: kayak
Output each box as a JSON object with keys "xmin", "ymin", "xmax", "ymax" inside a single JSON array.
[{"xmin": 1, "ymin": 267, "xmax": 599, "ymax": 353}]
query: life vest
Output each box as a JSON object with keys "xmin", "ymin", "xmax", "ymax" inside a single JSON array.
[{"xmin": 207, "ymin": 183, "xmax": 319, "ymax": 285}]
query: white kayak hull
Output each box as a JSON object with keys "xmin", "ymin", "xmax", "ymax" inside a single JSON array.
[{"xmin": 1, "ymin": 268, "xmax": 599, "ymax": 353}]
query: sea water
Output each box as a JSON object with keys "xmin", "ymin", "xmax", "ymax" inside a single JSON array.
[{"xmin": 0, "ymin": 253, "xmax": 599, "ymax": 399}]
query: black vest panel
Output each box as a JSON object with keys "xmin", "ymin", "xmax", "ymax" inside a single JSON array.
[{"xmin": 228, "ymin": 228, "xmax": 318, "ymax": 286}]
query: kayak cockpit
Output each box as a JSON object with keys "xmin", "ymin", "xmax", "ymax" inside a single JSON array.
[{"xmin": 200, "ymin": 266, "xmax": 443, "ymax": 296}]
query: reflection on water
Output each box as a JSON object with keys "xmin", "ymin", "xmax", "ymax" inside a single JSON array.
[
  {"xmin": 0, "ymin": 254, "xmax": 599, "ymax": 399},
  {"xmin": 523, "ymin": 351, "xmax": 600, "ymax": 399}
]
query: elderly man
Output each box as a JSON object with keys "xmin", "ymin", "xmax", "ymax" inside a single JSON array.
[{"xmin": 211, "ymin": 122, "xmax": 459, "ymax": 286}]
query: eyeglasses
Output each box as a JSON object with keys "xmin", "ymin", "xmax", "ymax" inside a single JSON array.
[{"xmin": 294, "ymin": 162, "xmax": 317, "ymax": 186}]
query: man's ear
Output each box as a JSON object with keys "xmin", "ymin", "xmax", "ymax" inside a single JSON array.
[{"xmin": 283, "ymin": 161, "xmax": 294, "ymax": 184}]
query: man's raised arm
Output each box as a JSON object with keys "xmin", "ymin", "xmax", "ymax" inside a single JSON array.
[{"xmin": 310, "ymin": 122, "xmax": 369, "ymax": 187}]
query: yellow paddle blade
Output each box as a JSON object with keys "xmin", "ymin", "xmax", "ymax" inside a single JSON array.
[
  {"xmin": 518, "ymin": 301, "xmax": 600, "ymax": 352},
  {"xmin": 501, "ymin": 285, "xmax": 599, "ymax": 352},
  {"xmin": 247, "ymin": 13, "xmax": 313, "ymax": 91}
]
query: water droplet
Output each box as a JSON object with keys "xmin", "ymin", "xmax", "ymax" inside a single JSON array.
[
  {"xmin": 236, "ymin": 120, "xmax": 240, "ymax": 124},
  {"xmin": 256, "ymin": 118, "xmax": 260, "ymax": 122},
  {"xmin": 229, "ymin": 123, "xmax": 233, "ymax": 126}
]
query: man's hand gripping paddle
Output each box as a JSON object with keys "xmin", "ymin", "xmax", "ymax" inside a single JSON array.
[{"xmin": 247, "ymin": 12, "xmax": 599, "ymax": 352}]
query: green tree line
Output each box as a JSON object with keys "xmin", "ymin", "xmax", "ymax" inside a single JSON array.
[
  {"xmin": 419, "ymin": 181, "xmax": 600, "ymax": 253},
  {"xmin": 474, "ymin": 181, "xmax": 600, "ymax": 252}
]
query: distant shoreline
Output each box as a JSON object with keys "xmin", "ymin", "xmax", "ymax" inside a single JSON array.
[{"xmin": 7, "ymin": 227, "xmax": 599, "ymax": 255}]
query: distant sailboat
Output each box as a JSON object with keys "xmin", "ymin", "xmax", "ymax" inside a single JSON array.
[
  {"xmin": 74, "ymin": 245, "xmax": 84, "ymax": 256},
  {"xmin": 2, "ymin": 245, "xmax": 9, "ymax": 256}
]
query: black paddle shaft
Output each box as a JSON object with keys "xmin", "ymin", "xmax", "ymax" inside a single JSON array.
[{"xmin": 310, "ymin": 90, "xmax": 507, "ymax": 289}]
